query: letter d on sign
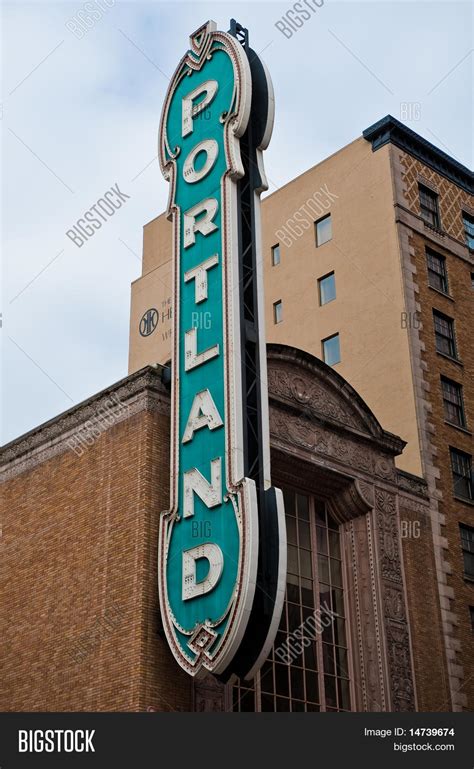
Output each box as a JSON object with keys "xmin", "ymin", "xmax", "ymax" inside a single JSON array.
[{"xmin": 182, "ymin": 543, "xmax": 224, "ymax": 600}]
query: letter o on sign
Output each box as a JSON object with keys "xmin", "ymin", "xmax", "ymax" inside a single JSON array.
[{"xmin": 183, "ymin": 139, "xmax": 218, "ymax": 183}]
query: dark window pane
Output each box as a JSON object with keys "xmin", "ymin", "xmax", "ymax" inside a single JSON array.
[
  {"xmin": 307, "ymin": 702, "xmax": 320, "ymax": 712},
  {"xmin": 275, "ymin": 663, "xmax": 290, "ymax": 697},
  {"xmin": 433, "ymin": 311, "xmax": 456, "ymax": 358},
  {"xmin": 322, "ymin": 643, "xmax": 335, "ymax": 675},
  {"xmin": 305, "ymin": 670, "xmax": 319, "ymax": 702},
  {"xmin": 460, "ymin": 525, "xmax": 474, "ymax": 552},
  {"xmin": 328, "ymin": 529, "xmax": 341, "ymax": 558},
  {"xmin": 260, "ymin": 693, "xmax": 275, "ymax": 712},
  {"xmin": 331, "ymin": 587, "xmax": 345, "ymax": 616},
  {"xmin": 276, "ymin": 697, "xmax": 290, "ymax": 712},
  {"xmin": 297, "ymin": 493, "xmax": 309, "ymax": 520},
  {"xmin": 419, "ymin": 184, "xmax": 440, "ymax": 228},
  {"xmin": 335, "ymin": 646, "xmax": 349, "ymax": 677},
  {"xmin": 441, "ymin": 377, "xmax": 465, "ymax": 427},
  {"xmin": 451, "ymin": 451, "xmax": 473, "ymax": 501},
  {"xmin": 298, "ymin": 521, "xmax": 311, "ymax": 549},
  {"xmin": 426, "ymin": 249, "xmax": 448, "ymax": 293},
  {"xmin": 283, "ymin": 489, "xmax": 296, "ymax": 517},
  {"xmin": 291, "ymin": 666, "xmax": 305, "ymax": 700},
  {"xmin": 286, "ymin": 580, "xmax": 300, "ymax": 605},
  {"xmin": 464, "ymin": 552, "xmax": 474, "ymax": 577},
  {"xmin": 286, "ymin": 515, "xmax": 297, "ymax": 545},
  {"xmin": 315, "ymin": 499, "xmax": 326, "ymax": 523},
  {"xmin": 322, "ymin": 620, "xmax": 333, "ymax": 645},
  {"xmin": 275, "ymin": 630, "xmax": 287, "ymax": 651},
  {"xmin": 330, "ymin": 558, "xmax": 343, "ymax": 588},
  {"xmin": 327, "ymin": 513, "xmax": 339, "ymax": 531},
  {"xmin": 239, "ymin": 688, "xmax": 256, "ymax": 712},
  {"xmin": 337, "ymin": 677, "xmax": 351, "ymax": 710},
  {"xmin": 304, "ymin": 642, "xmax": 318, "ymax": 671},
  {"xmin": 334, "ymin": 617, "xmax": 347, "ymax": 647},
  {"xmin": 301, "ymin": 585, "xmax": 314, "ymax": 608},
  {"xmin": 271, "ymin": 243, "xmax": 281, "ymax": 266},
  {"xmin": 316, "ymin": 526, "xmax": 328, "ymax": 555},
  {"xmin": 462, "ymin": 212, "xmax": 474, "ymax": 250},
  {"xmin": 287, "ymin": 545, "xmax": 299, "ymax": 575},
  {"xmin": 300, "ymin": 549, "xmax": 313, "ymax": 579},
  {"xmin": 324, "ymin": 675, "xmax": 338, "ymax": 708},
  {"xmin": 318, "ymin": 556, "xmax": 330, "ymax": 583},
  {"xmin": 287, "ymin": 603, "xmax": 302, "ymax": 632},
  {"xmin": 460, "ymin": 524, "xmax": 474, "ymax": 577},
  {"xmin": 319, "ymin": 584, "xmax": 331, "ymax": 609},
  {"xmin": 292, "ymin": 700, "xmax": 306, "ymax": 712},
  {"xmin": 260, "ymin": 661, "xmax": 274, "ymax": 693}
]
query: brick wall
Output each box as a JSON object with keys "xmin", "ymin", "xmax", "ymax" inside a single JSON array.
[
  {"xmin": 0, "ymin": 370, "xmax": 192, "ymax": 712},
  {"xmin": 410, "ymin": 230, "xmax": 474, "ymax": 710},
  {"xmin": 399, "ymin": 498, "xmax": 451, "ymax": 710}
]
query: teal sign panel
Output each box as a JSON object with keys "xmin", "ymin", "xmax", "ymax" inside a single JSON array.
[{"xmin": 158, "ymin": 20, "xmax": 285, "ymax": 678}]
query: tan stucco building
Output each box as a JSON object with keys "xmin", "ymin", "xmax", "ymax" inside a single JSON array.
[{"xmin": 129, "ymin": 116, "xmax": 473, "ymax": 710}]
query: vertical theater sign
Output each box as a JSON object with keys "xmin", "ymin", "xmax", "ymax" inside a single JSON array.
[{"xmin": 158, "ymin": 20, "xmax": 286, "ymax": 680}]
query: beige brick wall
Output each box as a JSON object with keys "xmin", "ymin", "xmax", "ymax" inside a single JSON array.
[{"xmin": 0, "ymin": 393, "xmax": 192, "ymax": 712}]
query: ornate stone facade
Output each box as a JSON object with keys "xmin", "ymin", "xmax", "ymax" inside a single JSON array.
[{"xmin": 196, "ymin": 345, "xmax": 438, "ymax": 711}]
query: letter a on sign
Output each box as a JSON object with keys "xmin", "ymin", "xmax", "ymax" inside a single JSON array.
[{"xmin": 158, "ymin": 20, "xmax": 286, "ymax": 680}]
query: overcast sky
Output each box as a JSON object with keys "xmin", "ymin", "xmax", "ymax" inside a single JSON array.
[{"xmin": 1, "ymin": 0, "xmax": 472, "ymax": 444}]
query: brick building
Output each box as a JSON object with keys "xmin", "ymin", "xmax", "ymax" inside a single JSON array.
[
  {"xmin": 0, "ymin": 349, "xmax": 454, "ymax": 712},
  {"xmin": 129, "ymin": 116, "xmax": 474, "ymax": 710},
  {"xmin": 1, "ymin": 116, "xmax": 472, "ymax": 712}
]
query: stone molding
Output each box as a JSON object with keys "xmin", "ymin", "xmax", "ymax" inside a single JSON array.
[{"xmin": 0, "ymin": 367, "xmax": 170, "ymax": 482}]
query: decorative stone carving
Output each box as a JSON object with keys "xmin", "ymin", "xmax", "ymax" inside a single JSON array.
[
  {"xmin": 346, "ymin": 517, "xmax": 386, "ymax": 712},
  {"xmin": 266, "ymin": 346, "xmax": 418, "ymax": 712},
  {"xmin": 0, "ymin": 368, "xmax": 170, "ymax": 482},
  {"xmin": 194, "ymin": 674, "xmax": 225, "ymax": 712},
  {"xmin": 397, "ymin": 470, "xmax": 429, "ymax": 498},
  {"xmin": 374, "ymin": 488, "xmax": 416, "ymax": 711},
  {"xmin": 356, "ymin": 479, "xmax": 375, "ymax": 508},
  {"xmin": 375, "ymin": 491, "xmax": 401, "ymax": 585},
  {"xmin": 267, "ymin": 367, "xmax": 360, "ymax": 430}
]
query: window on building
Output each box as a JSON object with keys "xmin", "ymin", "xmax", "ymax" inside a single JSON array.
[
  {"xmin": 471, "ymin": 272, "xmax": 474, "ymax": 289},
  {"xmin": 433, "ymin": 310, "xmax": 457, "ymax": 358},
  {"xmin": 462, "ymin": 211, "xmax": 474, "ymax": 250},
  {"xmin": 315, "ymin": 214, "xmax": 332, "ymax": 247},
  {"xmin": 273, "ymin": 300, "xmax": 283, "ymax": 324},
  {"xmin": 318, "ymin": 272, "xmax": 336, "ymax": 305},
  {"xmin": 470, "ymin": 607, "xmax": 474, "ymax": 632},
  {"xmin": 459, "ymin": 524, "xmax": 474, "ymax": 579},
  {"xmin": 419, "ymin": 184, "xmax": 440, "ymax": 228},
  {"xmin": 272, "ymin": 244, "xmax": 281, "ymax": 266},
  {"xmin": 441, "ymin": 377, "xmax": 466, "ymax": 427},
  {"xmin": 232, "ymin": 491, "xmax": 351, "ymax": 712},
  {"xmin": 426, "ymin": 249, "xmax": 448, "ymax": 293},
  {"xmin": 451, "ymin": 450, "xmax": 473, "ymax": 501},
  {"xmin": 322, "ymin": 334, "xmax": 341, "ymax": 366}
]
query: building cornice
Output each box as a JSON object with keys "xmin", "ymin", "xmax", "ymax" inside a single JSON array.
[
  {"xmin": 0, "ymin": 365, "xmax": 169, "ymax": 470},
  {"xmin": 363, "ymin": 115, "xmax": 473, "ymax": 194}
]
